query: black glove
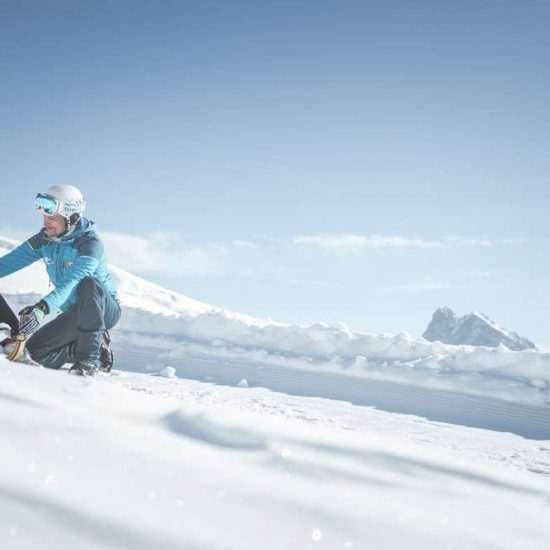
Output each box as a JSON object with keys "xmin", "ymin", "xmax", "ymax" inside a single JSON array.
[{"xmin": 18, "ymin": 301, "xmax": 49, "ymax": 336}]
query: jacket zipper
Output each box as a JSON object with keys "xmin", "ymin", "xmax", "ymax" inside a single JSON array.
[{"xmin": 55, "ymin": 242, "xmax": 62, "ymax": 280}]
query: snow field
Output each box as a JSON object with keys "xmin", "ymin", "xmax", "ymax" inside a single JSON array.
[
  {"xmin": 1, "ymin": 361, "xmax": 550, "ymax": 550},
  {"xmin": 2, "ymin": 237, "xmax": 550, "ymax": 549}
]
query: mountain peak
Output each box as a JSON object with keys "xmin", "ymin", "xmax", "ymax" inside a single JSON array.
[
  {"xmin": 423, "ymin": 307, "xmax": 458, "ymax": 343},
  {"xmin": 423, "ymin": 307, "xmax": 537, "ymax": 351},
  {"xmin": 434, "ymin": 306, "xmax": 457, "ymax": 318}
]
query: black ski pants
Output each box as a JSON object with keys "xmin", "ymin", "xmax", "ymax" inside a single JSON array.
[{"xmin": 26, "ymin": 276, "xmax": 121, "ymax": 369}]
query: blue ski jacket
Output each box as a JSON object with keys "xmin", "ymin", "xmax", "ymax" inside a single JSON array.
[{"xmin": 0, "ymin": 218, "xmax": 118, "ymax": 313}]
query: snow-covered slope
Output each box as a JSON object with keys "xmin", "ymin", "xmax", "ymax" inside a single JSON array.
[
  {"xmin": 1, "ymin": 238, "xmax": 550, "ymax": 409},
  {"xmin": 2, "ymin": 235, "xmax": 550, "ymax": 549},
  {"xmin": 1, "ymin": 361, "xmax": 550, "ymax": 550},
  {"xmin": 0, "ymin": 236, "xmax": 267, "ymax": 324},
  {"xmin": 424, "ymin": 306, "xmax": 537, "ymax": 351}
]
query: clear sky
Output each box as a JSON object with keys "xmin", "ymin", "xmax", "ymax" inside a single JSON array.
[{"xmin": 1, "ymin": 0, "xmax": 549, "ymax": 345}]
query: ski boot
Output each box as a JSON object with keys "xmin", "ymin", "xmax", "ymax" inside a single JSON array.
[
  {"xmin": 99, "ymin": 331, "xmax": 114, "ymax": 372},
  {"xmin": 69, "ymin": 360, "xmax": 98, "ymax": 377}
]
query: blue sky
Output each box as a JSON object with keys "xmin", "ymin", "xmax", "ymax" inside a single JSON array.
[{"xmin": 1, "ymin": 0, "xmax": 549, "ymax": 344}]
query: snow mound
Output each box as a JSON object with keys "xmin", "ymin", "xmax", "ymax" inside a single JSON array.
[
  {"xmin": 158, "ymin": 366, "xmax": 176, "ymax": 378},
  {"xmin": 163, "ymin": 409, "xmax": 266, "ymax": 449}
]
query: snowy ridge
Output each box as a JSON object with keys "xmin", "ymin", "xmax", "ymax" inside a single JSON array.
[
  {"xmin": 1, "ymin": 239, "xmax": 550, "ymax": 407},
  {"xmin": 109, "ymin": 265, "xmax": 270, "ymax": 326},
  {"xmin": 423, "ymin": 306, "xmax": 537, "ymax": 351},
  {"xmin": 112, "ymin": 306, "xmax": 550, "ymax": 406}
]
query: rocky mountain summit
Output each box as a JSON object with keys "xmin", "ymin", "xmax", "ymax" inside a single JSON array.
[{"xmin": 423, "ymin": 307, "xmax": 537, "ymax": 351}]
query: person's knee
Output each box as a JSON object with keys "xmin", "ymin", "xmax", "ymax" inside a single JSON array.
[
  {"xmin": 77, "ymin": 276, "xmax": 102, "ymax": 298},
  {"xmin": 26, "ymin": 337, "xmax": 72, "ymax": 369},
  {"xmin": 77, "ymin": 276, "xmax": 97, "ymax": 292}
]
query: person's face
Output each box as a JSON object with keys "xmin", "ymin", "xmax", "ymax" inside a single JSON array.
[{"xmin": 43, "ymin": 215, "xmax": 67, "ymax": 238}]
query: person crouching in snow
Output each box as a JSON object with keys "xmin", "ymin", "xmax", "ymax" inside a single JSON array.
[{"xmin": 0, "ymin": 185, "xmax": 121, "ymax": 376}]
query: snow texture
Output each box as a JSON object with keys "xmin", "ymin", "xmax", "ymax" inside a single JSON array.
[{"xmin": 1, "ymin": 237, "xmax": 550, "ymax": 549}]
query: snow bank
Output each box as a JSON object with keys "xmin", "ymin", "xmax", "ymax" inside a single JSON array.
[
  {"xmin": 2, "ymin": 239, "xmax": 549, "ymax": 408},
  {"xmin": 115, "ymin": 306, "xmax": 550, "ymax": 406}
]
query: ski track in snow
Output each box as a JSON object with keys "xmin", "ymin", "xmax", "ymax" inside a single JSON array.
[
  {"xmin": 114, "ymin": 338, "xmax": 550, "ymax": 441},
  {"xmin": 107, "ymin": 368, "xmax": 550, "ymax": 479}
]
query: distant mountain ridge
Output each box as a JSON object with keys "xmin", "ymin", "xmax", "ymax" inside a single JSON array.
[
  {"xmin": 0, "ymin": 235, "xmax": 540, "ymax": 355},
  {"xmin": 423, "ymin": 307, "xmax": 537, "ymax": 351}
]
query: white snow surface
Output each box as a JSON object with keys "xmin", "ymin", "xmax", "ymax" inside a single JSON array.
[
  {"xmin": 1, "ymin": 361, "xmax": 550, "ymax": 550},
  {"xmin": 2, "ymin": 236, "xmax": 550, "ymax": 549}
]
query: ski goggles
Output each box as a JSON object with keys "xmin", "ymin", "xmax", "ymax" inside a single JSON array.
[{"xmin": 35, "ymin": 193, "xmax": 63, "ymax": 216}]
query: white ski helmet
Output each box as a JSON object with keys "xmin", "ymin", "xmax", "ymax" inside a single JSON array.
[{"xmin": 35, "ymin": 185, "xmax": 86, "ymax": 226}]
